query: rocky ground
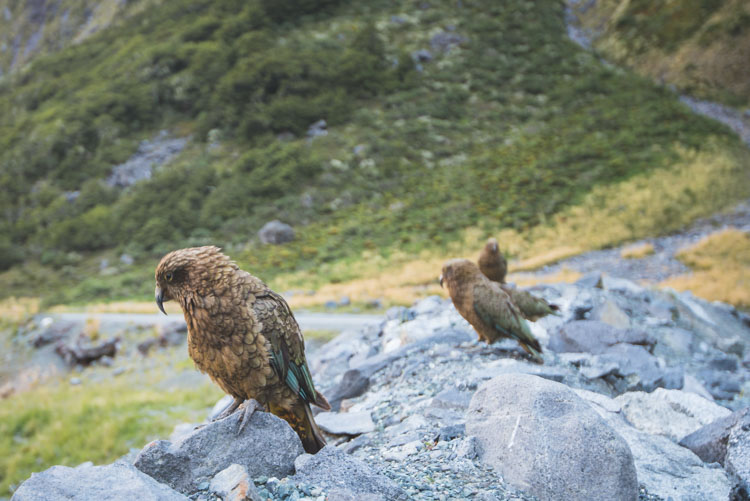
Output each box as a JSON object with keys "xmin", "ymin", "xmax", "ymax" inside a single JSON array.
[
  {"xmin": 12, "ymin": 272, "xmax": 750, "ymax": 500},
  {"xmin": 518, "ymin": 199, "xmax": 750, "ymax": 284}
]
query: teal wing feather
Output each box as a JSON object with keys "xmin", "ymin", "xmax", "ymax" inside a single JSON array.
[{"xmin": 259, "ymin": 291, "xmax": 329, "ymax": 408}]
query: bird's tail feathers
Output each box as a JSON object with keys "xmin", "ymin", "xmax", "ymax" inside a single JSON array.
[
  {"xmin": 270, "ymin": 401, "xmax": 327, "ymax": 454},
  {"xmin": 519, "ymin": 338, "xmax": 544, "ymax": 364},
  {"xmin": 313, "ymin": 390, "xmax": 331, "ymax": 411}
]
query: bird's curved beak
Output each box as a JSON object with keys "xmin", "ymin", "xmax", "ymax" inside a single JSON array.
[
  {"xmin": 155, "ymin": 285, "xmax": 167, "ymax": 315},
  {"xmin": 439, "ymin": 274, "xmax": 444, "ymax": 288}
]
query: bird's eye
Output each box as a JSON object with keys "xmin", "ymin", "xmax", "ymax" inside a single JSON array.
[{"xmin": 165, "ymin": 272, "xmax": 174, "ymax": 282}]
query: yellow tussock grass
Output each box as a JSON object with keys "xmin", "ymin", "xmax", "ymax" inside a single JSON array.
[
  {"xmin": 277, "ymin": 143, "xmax": 749, "ymax": 307},
  {"xmin": 621, "ymin": 242, "xmax": 655, "ymax": 259},
  {"xmin": 661, "ymin": 229, "xmax": 750, "ymax": 309}
]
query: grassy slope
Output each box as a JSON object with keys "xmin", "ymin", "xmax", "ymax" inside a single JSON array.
[
  {"xmin": 0, "ymin": 0, "xmax": 154, "ymax": 76},
  {"xmin": 0, "ymin": 0, "xmax": 747, "ymax": 309},
  {"xmin": 570, "ymin": 0, "xmax": 750, "ymax": 107}
]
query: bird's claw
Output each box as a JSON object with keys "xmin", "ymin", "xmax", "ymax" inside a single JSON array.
[
  {"xmin": 236, "ymin": 399, "xmax": 260, "ymax": 435},
  {"xmin": 214, "ymin": 397, "xmax": 242, "ymax": 422}
]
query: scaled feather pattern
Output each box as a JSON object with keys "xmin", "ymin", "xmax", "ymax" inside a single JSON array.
[{"xmin": 155, "ymin": 246, "xmax": 330, "ymax": 453}]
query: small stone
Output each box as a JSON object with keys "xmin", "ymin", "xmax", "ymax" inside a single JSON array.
[
  {"xmin": 258, "ymin": 220, "xmax": 295, "ymax": 245},
  {"xmin": 315, "ymin": 411, "xmax": 375, "ymax": 436}
]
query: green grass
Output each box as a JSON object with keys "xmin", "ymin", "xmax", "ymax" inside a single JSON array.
[{"xmin": 0, "ymin": 365, "xmax": 221, "ymax": 496}]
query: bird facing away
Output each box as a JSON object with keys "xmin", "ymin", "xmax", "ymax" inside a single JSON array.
[
  {"xmin": 441, "ymin": 258, "xmax": 543, "ymax": 363},
  {"xmin": 154, "ymin": 246, "xmax": 330, "ymax": 453},
  {"xmin": 477, "ymin": 238, "xmax": 507, "ymax": 284},
  {"xmin": 499, "ymin": 284, "xmax": 560, "ymax": 322}
]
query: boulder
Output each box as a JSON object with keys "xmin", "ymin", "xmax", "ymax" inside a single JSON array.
[
  {"xmin": 726, "ymin": 419, "xmax": 750, "ymax": 500},
  {"xmin": 134, "ymin": 410, "xmax": 302, "ymax": 494},
  {"xmin": 326, "ymin": 368, "xmax": 370, "ymax": 412},
  {"xmin": 680, "ymin": 408, "xmax": 750, "ymax": 464},
  {"xmin": 466, "ymin": 373, "xmax": 638, "ymax": 501},
  {"xmin": 615, "ymin": 388, "xmax": 731, "ymax": 442},
  {"xmin": 579, "ymin": 391, "xmax": 732, "ymax": 500},
  {"xmin": 12, "ymin": 461, "xmax": 186, "ymax": 501},
  {"xmin": 549, "ymin": 320, "xmax": 654, "ymax": 354},
  {"xmin": 290, "ymin": 445, "xmax": 406, "ymax": 500},
  {"xmin": 258, "ymin": 220, "xmax": 295, "ymax": 245}
]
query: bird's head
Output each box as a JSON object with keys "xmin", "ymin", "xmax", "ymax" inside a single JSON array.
[
  {"xmin": 485, "ymin": 237, "xmax": 499, "ymax": 254},
  {"xmin": 440, "ymin": 258, "xmax": 479, "ymax": 291},
  {"xmin": 154, "ymin": 246, "xmax": 236, "ymax": 314}
]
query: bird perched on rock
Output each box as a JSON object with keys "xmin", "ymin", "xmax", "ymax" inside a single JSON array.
[
  {"xmin": 477, "ymin": 238, "xmax": 507, "ymax": 284},
  {"xmin": 441, "ymin": 258, "xmax": 543, "ymax": 363},
  {"xmin": 499, "ymin": 284, "xmax": 560, "ymax": 322},
  {"xmin": 154, "ymin": 246, "xmax": 330, "ymax": 453},
  {"xmin": 476, "ymin": 238, "xmax": 559, "ymax": 321}
]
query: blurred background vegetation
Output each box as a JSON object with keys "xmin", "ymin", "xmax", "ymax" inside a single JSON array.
[{"xmin": 0, "ymin": 0, "xmax": 747, "ymax": 309}]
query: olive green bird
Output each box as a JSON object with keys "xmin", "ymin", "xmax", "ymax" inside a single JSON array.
[
  {"xmin": 477, "ymin": 237, "xmax": 559, "ymax": 321},
  {"xmin": 440, "ymin": 258, "xmax": 543, "ymax": 363},
  {"xmin": 154, "ymin": 246, "xmax": 330, "ymax": 453},
  {"xmin": 499, "ymin": 284, "xmax": 560, "ymax": 322},
  {"xmin": 477, "ymin": 238, "xmax": 507, "ymax": 284}
]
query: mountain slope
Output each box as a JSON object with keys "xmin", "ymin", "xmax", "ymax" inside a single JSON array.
[
  {"xmin": 0, "ymin": 0, "xmax": 748, "ymax": 306},
  {"xmin": 568, "ymin": 0, "xmax": 750, "ymax": 107}
]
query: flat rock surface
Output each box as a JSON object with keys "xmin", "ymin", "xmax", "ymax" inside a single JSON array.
[{"xmin": 12, "ymin": 461, "xmax": 187, "ymax": 501}]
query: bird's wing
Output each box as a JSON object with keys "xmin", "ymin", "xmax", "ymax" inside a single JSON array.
[
  {"xmin": 472, "ymin": 281, "xmax": 541, "ymax": 354},
  {"xmin": 255, "ymin": 290, "xmax": 329, "ymax": 409}
]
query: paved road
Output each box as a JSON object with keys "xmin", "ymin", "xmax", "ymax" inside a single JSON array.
[{"xmin": 39, "ymin": 311, "xmax": 384, "ymax": 333}]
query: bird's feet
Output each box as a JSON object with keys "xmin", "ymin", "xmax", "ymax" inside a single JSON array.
[
  {"xmin": 213, "ymin": 397, "xmax": 243, "ymax": 422},
  {"xmin": 236, "ymin": 399, "xmax": 261, "ymax": 435}
]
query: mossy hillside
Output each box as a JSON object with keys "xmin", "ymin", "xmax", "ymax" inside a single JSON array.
[
  {"xmin": 0, "ymin": 0, "xmax": 747, "ymax": 306},
  {"xmin": 571, "ymin": 0, "xmax": 750, "ymax": 107}
]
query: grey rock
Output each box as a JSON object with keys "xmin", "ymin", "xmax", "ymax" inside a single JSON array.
[
  {"xmin": 30, "ymin": 320, "xmax": 78, "ymax": 347},
  {"xmin": 700, "ymin": 369, "xmax": 743, "ymax": 400},
  {"xmin": 119, "ymin": 253, "xmax": 134, "ymax": 266},
  {"xmin": 107, "ymin": 131, "xmax": 187, "ymax": 188},
  {"xmin": 430, "ymin": 31, "xmax": 466, "ymax": 52},
  {"xmin": 680, "ymin": 408, "xmax": 750, "ymax": 465},
  {"xmin": 615, "ymin": 388, "xmax": 731, "ymax": 442},
  {"xmin": 339, "ymin": 296, "xmax": 351, "ymax": 307},
  {"xmin": 12, "ymin": 461, "xmax": 187, "ymax": 501},
  {"xmin": 726, "ymin": 418, "xmax": 750, "ymax": 500},
  {"xmin": 316, "ymin": 411, "xmax": 375, "ymax": 435},
  {"xmin": 586, "ymin": 343, "xmax": 683, "ymax": 393},
  {"xmin": 455, "ymin": 436, "xmax": 478, "ymax": 459},
  {"xmin": 307, "ymin": 119, "xmax": 328, "ymax": 138},
  {"xmin": 209, "ymin": 464, "xmax": 261, "ymax": 501},
  {"xmin": 134, "ymin": 410, "xmax": 302, "ymax": 493},
  {"xmin": 339, "ymin": 433, "xmax": 372, "ymax": 454},
  {"xmin": 258, "ymin": 220, "xmax": 295, "ymax": 245},
  {"xmin": 327, "ymin": 368, "xmax": 370, "ymax": 411},
  {"xmin": 466, "ymin": 373, "xmax": 638, "ymax": 501},
  {"xmin": 430, "ymin": 388, "xmax": 473, "ymax": 411},
  {"xmin": 600, "ymin": 276, "xmax": 646, "ymax": 296},
  {"xmin": 592, "ymin": 297, "xmax": 631, "ymax": 328},
  {"xmin": 709, "ymin": 355, "xmax": 739, "ymax": 372},
  {"xmin": 291, "ymin": 445, "xmax": 406, "ymax": 500},
  {"xmin": 683, "ymin": 373, "xmax": 715, "ymax": 401},
  {"xmin": 411, "ymin": 49, "xmax": 432, "ymax": 62},
  {"xmin": 549, "ymin": 320, "xmax": 654, "ymax": 355},
  {"xmin": 436, "ymin": 424, "xmax": 465, "ymax": 441},
  {"xmin": 603, "ymin": 412, "xmax": 731, "ymax": 501}
]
